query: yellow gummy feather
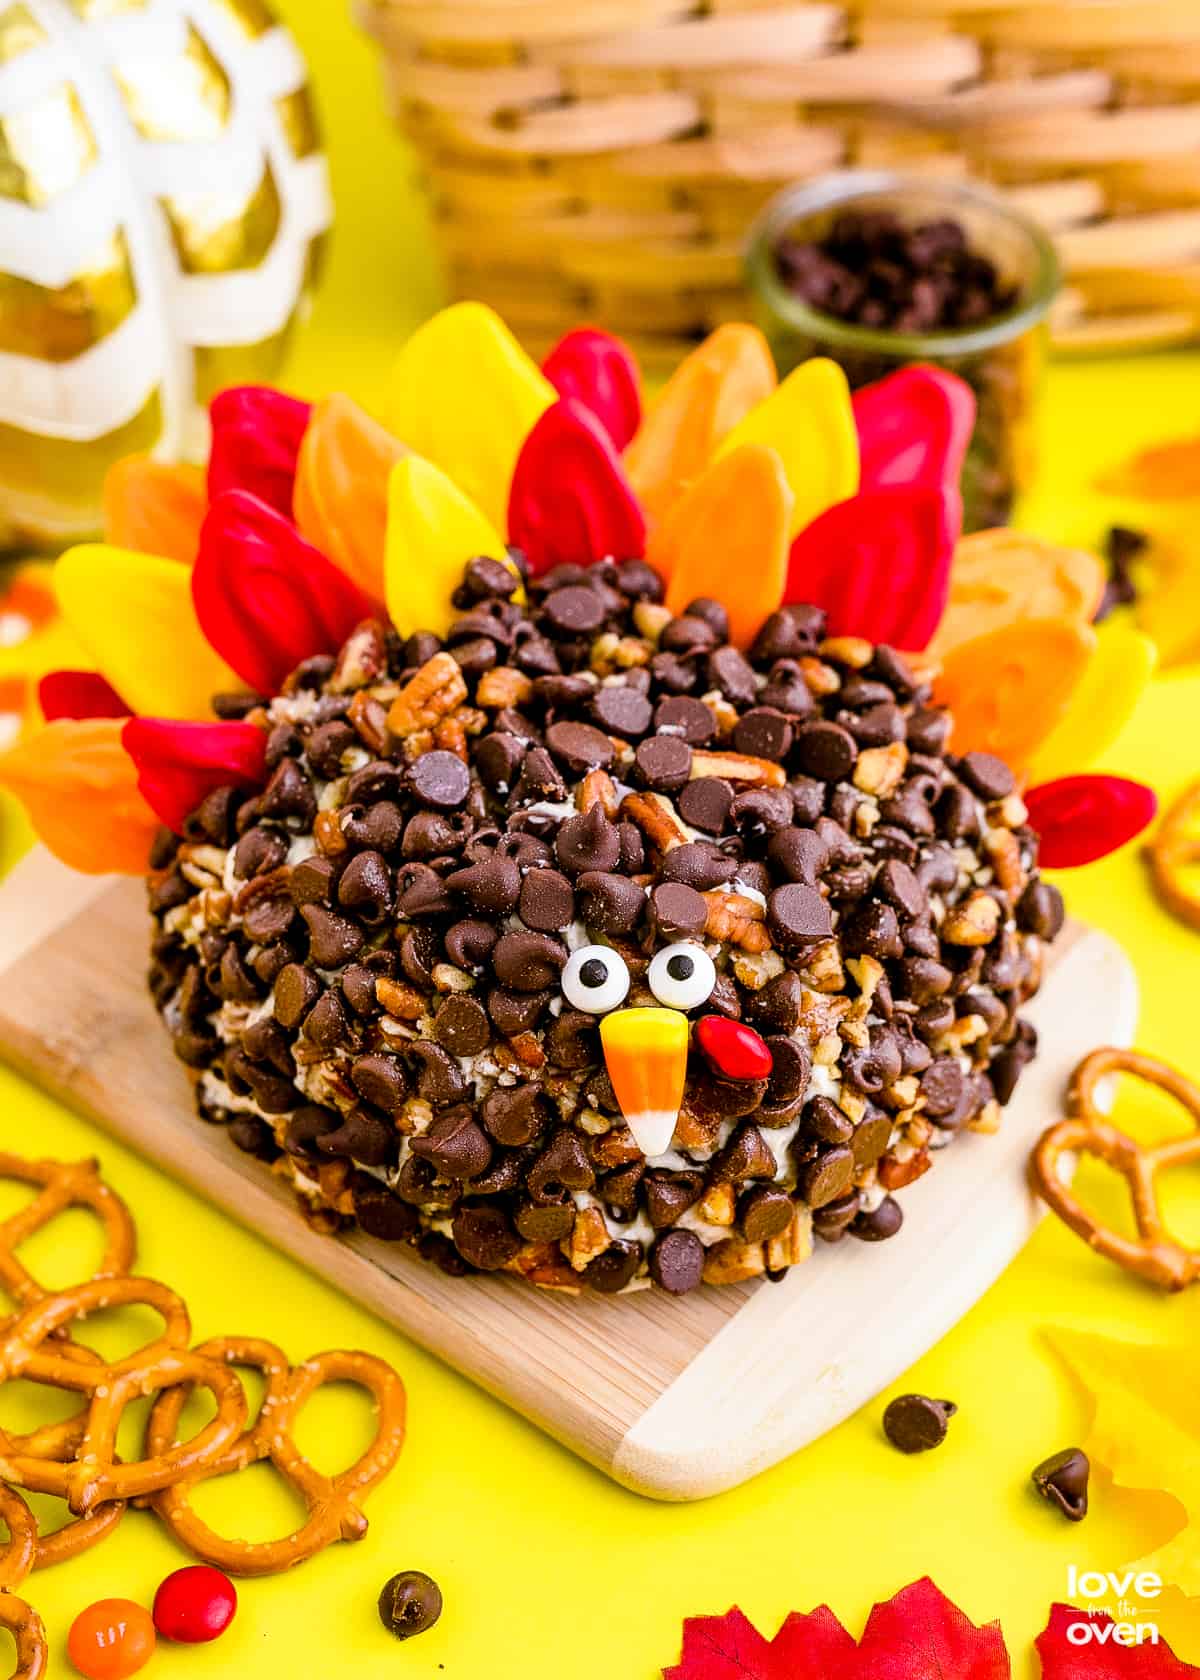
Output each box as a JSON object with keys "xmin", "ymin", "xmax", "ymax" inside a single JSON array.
[
  {"xmin": 1027, "ymin": 624, "xmax": 1157, "ymax": 782},
  {"xmin": 54, "ymin": 545, "xmax": 236, "ymax": 721},
  {"xmin": 600, "ymin": 1006, "xmax": 689, "ymax": 1127},
  {"xmin": 386, "ymin": 302, "xmax": 554, "ymax": 531},
  {"xmin": 713, "ymin": 357, "xmax": 859, "ymax": 537},
  {"xmin": 385, "ymin": 455, "xmax": 519, "ymax": 639}
]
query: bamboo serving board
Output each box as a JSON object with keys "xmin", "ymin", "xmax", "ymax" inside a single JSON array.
[{"xmin": 0, "ymin": 848, "xmax": 1137, "ymax": 1501}]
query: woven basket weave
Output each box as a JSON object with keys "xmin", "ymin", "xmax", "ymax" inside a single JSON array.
[{"xmin": 356, "ymin": 0, "xmax": 1200, "ymax": 367}]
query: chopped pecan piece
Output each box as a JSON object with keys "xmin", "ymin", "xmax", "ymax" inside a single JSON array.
[
  {"xmin": 942, "ymin": 891, "xmax": 1002, "ymax": 946},
  {"xmin": 386, "ymin": 652, "xmax": 468, "ymax": 738},
  {"xmin": 703, "ymin": 891, "xmax": 771, "ymax": 954},
  {"xmin": 476, "ymin": 666, "xmax": 533, "ymax": 709},
  {"xmin": 620, "ymin": 791, "xmax": 689, "ymax": 853},
  {"xmin": 689, "ymin": 750, "xmax": 786, "ymax": 788}
]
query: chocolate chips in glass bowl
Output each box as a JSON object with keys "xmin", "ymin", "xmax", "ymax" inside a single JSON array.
[{"xmin": 145, "ymin": 553, "xmax": 1063, "ymax": 1296}]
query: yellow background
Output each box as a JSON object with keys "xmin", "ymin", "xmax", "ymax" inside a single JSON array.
[{"xmin": 2, "ymin": 4, "xmax": 1200, "ymax": 1674}]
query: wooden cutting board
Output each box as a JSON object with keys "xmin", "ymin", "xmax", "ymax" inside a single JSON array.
[{"xmin": 0, "ymin": 847, "xmax": 1137, "ymax": 1501}]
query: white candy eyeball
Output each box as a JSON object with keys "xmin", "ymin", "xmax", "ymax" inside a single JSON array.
[
  {"xmin": 562, "ymin": 944, "xmax": 631, "ymax": 1015},
  {"xmin": 648, "ymin": 942, "xmax": 717, "ymax": 1011}
]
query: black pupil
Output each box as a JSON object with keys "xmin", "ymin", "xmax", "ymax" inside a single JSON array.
[
  {"xmin": 579, "ymin": 958, "xmax": 608, "ymax": 989},
  {"xmin": 666, "ymin": 954, "xmax": 694, "ymax": 982}
]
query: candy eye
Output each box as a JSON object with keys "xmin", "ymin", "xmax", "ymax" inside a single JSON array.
[
  {"xmin": 562, "ymin": 944, "xmax": 631, "ymax": 1015},
  {"xmin": 648, "ymin": 942, "xmax": 716, "ymax": 1011}
]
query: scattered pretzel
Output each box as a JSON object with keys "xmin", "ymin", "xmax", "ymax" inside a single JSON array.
[
  {"xmin": 0, "ymin": 1488, "xmax": 36, "ymax": 1594},
  {"xmin": 0, "ymin": 1155, "xmax": 135, "ymax": 1324},
  {"xmin": 1145, "ymin": 780, "xmax": 1200, "ymax": 932},
  {"xmin": 0, "ymin": 1592, "xmax": 46, "ymax": 1680},
  {"xmin": 1031, "ymin": 1047, "xmax": 1200, "ymax": 1290}
]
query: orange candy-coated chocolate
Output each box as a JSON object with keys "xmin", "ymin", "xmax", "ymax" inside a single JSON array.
[
  {"xmin": 651, "ymin": 444, "xmax": 793, "ymax": 650},
  {"xmin": 101, "ymin": 457, "xmax": 206, "ymax": 566},
  {"xmin": 0, "ymin": 719, "xmax": 159, "ymax": 875},
  {"xmin": 66, "ymin": 1600, "xmax": 155, "ymax": 1679},
  {"xmin": 293, "ymin": 394, "xmax": 407, "ymax": 601},
  {"xmin": 625, "ymin": 324, "xmax": 776, "ymax": 527},
  {"xmin": 933, "ymin": 617, "xmax": 1096, "ymax": 770},
  {"xmin": 930, "ymin": 529, "xmax": 1105, "ymax": 658}
]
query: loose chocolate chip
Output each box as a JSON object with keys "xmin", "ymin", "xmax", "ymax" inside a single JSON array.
[
  {"xmin": 234, "ymin": 828, "xmax": 287, "ymax": 879},
  {"xmin": 486, "ymin": 986, "xmax": 549, "ymax": 1037},
  {"xmin": 767, "ymin": 883, "xmax": 833, "ymax": 949},
  {"xmin": 654, "ymin": 695, "xmax": 716, "ymax": 747},
  {"xmin": 337, "ymin": 850, "xmax": 393, "ymax": 924},
  {"xmin": 411, "ymin": 1107, "xmax": 493, "ymax": 1179},
  {"xmin": 318, "ymin": 1109, "xmax": 395, "ymax": 1167},
  {"xmin": 841, "ymin": 899, "xmax": 903, "ymax": 961},
  {"xmin": 289, "ymin": 855, "xmax": 336, "ymax": 907},
  {"xmin": 482, "ymin": 1082, "xmax": 547, "ymax": 1147},
  {"xmin": 800, "ymin": 1144, "xmax": 855, "ymax": 1208},
  {"xmin": 476, "ymin": 732, "xmax": 527, "ymax": 794},
  {"xmin": 677, "ymin": 776, "xmax": 732, "ymax": 834},
  {"xmin": 527, "ymin": 1129, "xmax": 595, "ymax": 1202},
  {"xmin": 730, "ymin": 787, "xmax": 793, "ymax": 839},
  {"xmin": 445, "ymin": 854, "xmax": 521, "ymax": 915},
  {"xmin": 350, "ymin": 1053, "xmax": 408, "ymax": 1114},
  {"xmin": 344, "ymin": 801, "xmax": 404, "ymax": 853},
  {"xmin": 576, "ymin": 870, "xmax": 646, "ymax": 937},
  {"xmin": 407, "ymin": 1042, "xmax": 467, "ymax": 1107},
  {"xmin": 304, "ymin": 989, "xmax": 351, "ymax": 1051},
  {"xmin": 545, "ymin": 720, "xmax": 616, "ymax": 776},
  {"xmin": 377, "ymin": 1572, "xmax": 443, "ymax": 1642},
  {"xmin": 648, "ymin": 881, "xmax": 707, "ymax": 941},
  {"xmin": 794, "ymin": 721, "xmax": 857, "ymax": 781},
  {"xmin": 650, "ymin": 651, "xmax": 698, "ymax": 694},
  {"xmin": 514, "ymin": 1200, "xmax": 575, "ymax": 1243},
  {"xmin": 591, "ymin": 686, "xmax": 652, "ymax": 739},
  {"xmin": 1031, "ymin": 1448, "xmax": 1089, "ymax": 1521},
  {"xmin": 812, "ymin": 1189, "xmax": 861, "ymax": 1243},
  {"xmin": 543, "ymin": 585, "xmax": 605, "ymax": 636},
  {"xmin": 518, "ymin": 867, "xmax": 575, "ymax": 933},
  {"xmin": 408, "ymin": 750, "xmax": 470, "ymax": 812},
  {"xmin": 634, "ymin": 735, "xmax": 692, "ymax": 793},
  {"xmin": 302, "ymin": 904, "xmax": 364, "ymax": 969},
  {"xmin": 883, "ymin": 1393, "xmax": 958, "ymax": 1454},
  {"xmin": 851, "ymin": 1195, "xmax": 904, "ymax": 1241},
  {"xmin": 851, "ymin": 1110, "xmax": 893, "ymax": 1169},
  {"xmin": 876, "ymin": 859, "xmax": 927, "ymax": 922},
  {"xmin": 958, "ymin": 750, "xmax": 1015, "ymax": 802},
  {"xmin": 766, "ymin": 826, "xmax": 827, "ymax": 884},
  {"xmin": 761, "ymin": 1037, "xmax": 810, "ymax": 1113},
  {"xmin": 555, "ymin": 804, "xmax": 620, "ymax": 875},
  {"xmin": 804, "ymin": 1095, "xmax": 854, "ymax": 1146},
  {"xmin": 706, "ymin": 645, "xmax": 757, "ymax": 706},
  {"xmin": 306, "ymin": 719, "xmax": 356, "ymax": 779},
  {"xmin": 733, "ymin": 708, "xmax": 794, "ymax": 761},
  {"xmin": 643, "ymin": 1171, "xmax": 704, "ymax": 1229},
  {"xmin": 650, "ymin": 1228, "xmax": 705, "ymax": 1294},
  {"xmin": 745, "ymin": 970, "xmax": 804, "ymax": 1036},
  {"xmin": 907, "ymin": 708, "xmax": 951, "ymax": 755},
  {"xmin": 584, "ymin": 1240, "xmax": 643, "ymax": 1293},
  {"xmin": 444, "ymin": 919, "xmax": 497, "ymax": 973},
  {"xmin": 394, "ymin": 863, "xmax": 454, "ymax": 920},
  {"xmin": 492, "ymin": 929, "xmax": 568, "ymax": 991},
  {"xmin": 661, "ymin": 614, "xmax": 717, "ymax": 655},
  {"xmin": 740, "ymin": 1184, "xmax": 795, "ymax": 1242},
  {"xmin": 920, "ymin": 1057, "xmax": 966, "ymax": 1118},
  {"xmin": 1017, "ymin": 879, "xmax": 1065, "ymax": 940},
  {"xmin": 228, "ymin": 1117, "xmax": 278, "ymax": 1161},
  {"xmin": 273, "ymin": 964, "xmax": 320, "ymax": 1030},
  {"xmin": 433, "ymin": 994, "xmax": 491, "ymax": 1056},
  {"xmin": 661, "ymin": 842, "xmax": 737, "ymax": 891},
  {"xmin": 452, "ymin": 1204, "xmax": 521, "ymax": 1270},
  {"xmin": 259, "ymin": 758, "xmax": 316, "ymax": 824},
  {"xmin": 285, "ymin": 1105, "xmax": 340, "ymax": 1156},
  {"xmin": 544, "ymin": 1009, "xmax": 600, "ymax": 1069}
]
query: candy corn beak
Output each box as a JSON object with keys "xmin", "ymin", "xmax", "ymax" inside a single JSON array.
[{"xmin": 600, "ymin": 1006, "xmax": 690, "ymax": 1160}]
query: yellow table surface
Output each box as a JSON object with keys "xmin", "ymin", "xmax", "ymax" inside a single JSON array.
[{"xmin": 2, "ymin": 5, "xmax": 1200, "ymax": 1674}]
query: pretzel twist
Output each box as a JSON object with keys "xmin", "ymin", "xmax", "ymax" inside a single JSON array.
[
  {"xmin": 1145, "ymin": 781, "xmax": 1200, "ymax": 932},
  {"xmin": 0, "ymin": 1156, "xmax": 135, "ymax": 1325},
  {"xmin": 0, "ymin": 1278, "xmax": 247, "ymax": 1515},
  {"xmin": 0, "ymin": 1489, "xmax": 36, "ymax": 1594},
  {"xmin": 145, "ymin": 1336, "xmax": 407, "ymax": 1576},
  {"xmin": 1031, "ymin": 1047, "xmax": 1200, "ymax": 1290},
  {"xmin": 0, "ymin": 1592, "xmax": 46, "ymax": 1680}
]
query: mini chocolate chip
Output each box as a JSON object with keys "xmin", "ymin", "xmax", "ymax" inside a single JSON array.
[
  {"xmin": 740, "ymin": 1184, "xmax": 794, "ymax": 1242},
  {"xmin": 643, "ymin": 1171, "xmax": 704, "ymax": 1229},
  {"xmin": 745, "ymin": 970, "xmax": 804, "ymax": 1035},
  {"xmin": 1017, "ymin": 879, "xmax": 1065, "ymax": 940},
  {"xmin": 301, "ymin": 904, "xmax": 364, "ymax": 969},
  {"xmin": 811, "ymin": 1189, "xmax": 861, "ymax": 1242},
  {"xmin": 576, "ymin": 870, "xmax": 646, "ymax": 937},
  {"xmin": 344, "ymin": 800, "xmax": 404, "ymax": 853},
  {"xmin": 543, "ymin": 585, "xmax": 605, "ymax": 636},
  {"xmin": 304, "ymin": 989, "xmax": 351, "ymax": 1051},
  {"xmin": 433, "ymin": 994, "xmax": 491, "ymax": 1056},
  {"xmin": 706, "ymin": 645, "xmax": 757, "ymax": 706},
  {"xmin": 492, "ymin": 929, "xmax": 568, "ymax": 991},
  {"xmin": 285, "ymin": 1105, "xmax": 339, "ymax": 1156},
  {"xmin": 476, "ymin": 732, "xmax": 527, "ymax": 793},
  {"xmin": 876, "ymin": 859, "xmax": 927, "ymax": 921},
  {"xmin": 661, "ymin": 614, "xmax": 717, "ymax": 655},
  {"xmin": 733, "ymin": 708, "xmax": 794, "ymax": 761},
  {"xmin": 661, "ymin": 842, "xmax": 737, "ymax": 891},
  {"xmin": 242, "ymin": 896, "xmax": 296, "ymax": 945},
  {"xmin": 518, "ymin": 867, "xmax": 575, "ymax": 932},
  {"xmin": 958, "ymin": 750, "xmax": 1015, "ymax": 801},
  {"xmin": 228, "ymin": 1117, "xmax": 278, "ymax": 1161},
  {"xmin": 407, "ymin": 1041, "xmax": 467, "ymax": 1107},
  {"xmin": 412, "ymin": 1107, "xmax": 493, "ymax": 1179},
  {"xmin": 762, "ymin": 1037, "xmax": 810, "ymax": 1110},
  {"xmin": 234, "ymin": 828, "xmax": 287, "ymax": 879},
  {"xmin": 766, "ymin": 826, "xmax": 827, "ymax": 884},
  {"xmin": 544, "ymin": 1009, "xmax": 600, "ymax": 1069},
  {"xmin": 634, "ymin": 735, "xmax": 692, "ymax": 793},
  {"xmin": 678, "ymin": 776, "xmax": 732, "ymax": 834},
  {"xmin": 444, "ymin": 918, "xmax": 497, "ymax": 973},
  {"xmin": 800, "ymin": 1144, "xmax": 855, "ymax": 1208},
  {"xmin": 584, "ymin": 1240, "xmax": 643, "ymax": 1293},
  {"xmin": 259, "ymin": 757, "xmax": 316, "ymax": 823},
  {"xmin": 446, "ymin": 854, "xmax": 521, "ymax": 915},
  {"xmin": 851, "ymin": 1195, "xmax": 904, "ymax": 1241},
  {"xmin": 653, "ymin": 695, "xmax": 715, "ymax": 746},
  {"xmin": 805, "ymin": 1095, "xmax": 854, "ymax": 1146},
  {"xmin": 767, "ymin": 883, "xmax": 833, "ymax": 949},
  {"xmin": 921, "ymin": 1057, "xmax": 967, "ymax": 1118},
  {"xmin": 555, "ymin": 804, "xmax": 620, "ymax": 874},
  {"xmin": 306, "ymin": 719, "xmax": 356, "ymax": 779},
  {"xmin": 345, "ymin": 761, "xmax": 406, "ymax": 805},
  {"xmin": 545, "ymin": 720, "xmax": 615, "ymax": 775},
  {"xmin": 730, "ymin": 788, "xmax": 793, "ymax": 839},
  {"xmin": 482, "ymin": 1082, "xmax": 547, "ymax": 1147},
  {"xmin": 883, "ymin": 1393, "xmax": 957, "ymax": 1454},
  {"xmin": 350, "ymin": 1053, "xmax": 408, "ymax": 1114},
  {"xmin": 793, "ymin": 721, "xmax": 856, "ymax": 781},
  {"xmin": 337, "ymin": 850, "xmax": 393, "ymax": 924},
  {"xmin": 650, "ymin": 651, "xmax": 698, "ymax": 694},
  {"xmin": 408, "ymin": 750, "xmax": 470, "ymax": 812},
  {"xmin": 515, "ymin": 1201, "xmax": 575, "ymax": 1243},
  {"xmin": 1032, "ymin": 1448, "xmax": 1089, "ymax": 1521},
  {"xmin": 351, "ymin": 1177, "xmax": 419, "ymax": 1242},
  {"xmin": 937, "ymin": 783, "xmax": 979, "ymax": 841},
  {"xmin": 648, "ymin": 881, "xmax": 707, "ymax": 941},
  {"xmin": 841, "ymin": 899, "xmax": 903, "ymax": 960},
  {"xmin": 591, "ymin": 686, "xmax": 652, "ymax": 739},
  {"xmin": 377, "ymin": 1570, "xmax": 443, "ymax": 1643},
  {"xmin": 289, "ymin": 855, "xmax": 336, "ymax": 907},
  {"xmin": 716, "ymin": 1122, "xmax": 776, "ymax": 1182},
  {"xmin": 851, "ymin": 1111, "xmax": 893, "ymax": 1169},
  {"xmin": 527, "ymin": 1129, "xmax": 595, "ymax": 1201},
  {"xmin": 650, "ymin": 1229, "xmax": 705, "ymax": 1293},
  {"xmin": 486, "ymin": 986, "xmax": 550, "ymax": 1037},
  {"xmin": 318, "ymin": 1109, "xmax": 395, "ymax": 1167},
  {"xmin": 394, "ymin": 862, "xmax": 455, "ymax": 920}
]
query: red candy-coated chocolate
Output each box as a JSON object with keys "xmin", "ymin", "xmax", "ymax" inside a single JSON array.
[
  {"xmin": 1025, "ymin": 774, "xmax": 1158, "ymax": 868},
  {"xmin": 207, "ymin": 385, "xmax": 312, "ymax": 517},
  {"xmin": 39, "ymin": 669, "xmax": 131, "ymax": 722},
  {"xmin": 542, "ymin": 327, "xmax": 643, "ymax": 451},
  {"xmin": 194, "ymin": 490, "xmax": 374, "ymax": 694},
  {"xmin": 123, "ymin": 717, "xmax": 266, "ymax": 833},
  {"xmin": 852, "ymin": 365, "xmax": 976, "ymax": 495},
  {"xmin": 152, "ymin": 1566, "xmax": 237, "ymax": 1644},
  {"xmin": 696, "ymin": 1016, "xmax": 773, "ymax": 1082},
  {"xmin": 508, "ymin": 397, "xmax": 646, "ymax": 575},
  {"xmin": 67, "ymin": 1598, "xmax": 156, "ymax": 1679},
  {"xmin": 784, "ymin": 485, "xmax": 958, "ymax": 651}
]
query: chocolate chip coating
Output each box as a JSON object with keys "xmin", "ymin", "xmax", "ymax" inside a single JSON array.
[
  {"xmin": 883, "ymin": 1393, "xmax": 958, "ymax": 1454},
  {"xmin": 1031, "ymin": 1447, "xmax": 1089, "ymax": 1521}
]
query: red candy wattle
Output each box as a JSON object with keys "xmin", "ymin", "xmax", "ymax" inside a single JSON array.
[
  {"xmin": 39, "ymin": 670, "xmax": 131, "ymax": 722},
  {"xmin": 508, "ymin": 397, "xmax": 646, "ymax": 575},
  {"xmin": 853, "ymin": 365, "xmax": 976, "ymax": 495},
  {"xmin": 207, "ymin": 385, "xmax": 312, "ymax": 517},
  {"xmin": 194, "ymin": 491, "xmax": 374, "ymax": 695},
  {"xmin": 696, "ymin": 1016, "xmax": 773, "ymax": 1082},
  {"xmin": 542, "ymin": 327, "xmax": 644, "ymax": 451},
  {"xmin": 122, "ymin": 718, "xmax": 267, "ymax": 833},
  {"xmin": 1024, "ymin": 775, "xmax": 1158, "ymax": 869},
  {"xmin": 784, "ymin": 485, "xmax": 958, "ymax": 651},
  {"xmin": 152, "ymin": 1566, "xmax": 237, "ymax": 1645}
]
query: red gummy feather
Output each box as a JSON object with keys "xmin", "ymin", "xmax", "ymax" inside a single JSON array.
[
  {"xmin": 508, "ymin": 397, "xmax": 646, "ymax": 575},
  {"xmin": 39, "ymin": 670, "xmax": 131, "ymax": 722},
  {"xmin": 194, "ymin": 490, "xmax": 374, "ymax": 695},
  {"xmin": 1025, "ymin": 775, "xmax": 1158, "ymax": 868},
  {"xmin": 855, "ymin": 1578, "xmax": 1010, "ymax": 1680},
  {"xmin": 207, "ymin": 386, "xmax": 312, "ymax": 517},
  {"xmin": 541, "ymin": 327, "xmax": 643, "ymax": 451},
  {"xmin": 784, "ymin": 485, "xmax": 959, "ymax": 650},
  {"xmin": 1037, "ymin": 1605, "xmax": 1200, "ymax": 1679},
  {"xmin": 853, "ymin": 364, "xmax": 976, "ymax": 494},
  {"xmin": 664, "ymin": 1604, "xmax": 857, "ymax": 1680},
  {"xmin": 122, "ymin": 718, "xmax": 266, "ymax": 833}
]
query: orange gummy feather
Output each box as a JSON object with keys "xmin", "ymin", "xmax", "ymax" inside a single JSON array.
[
  {"xmin": 0, "ymin": 718, "xmax": 159, "ymax": 874},
  {"xmin": 1096, "ymin": 436, "xmax": 1200, "ymax": 501},
  {"xmin": 931, "ymin": 528, "xmax": 1104, "ymax": 658},
  {"xmin": 934, "ymin": 617, "xmax": 1097, "ymax": 771},
  {"xmin": 102, "ymin": 456, "xmax": 206, "ymax": 564},
  {"xmin": 293, "ymin": 394, "xmax": 407, "ymax": 601}
]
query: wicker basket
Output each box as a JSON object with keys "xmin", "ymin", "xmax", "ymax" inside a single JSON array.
[{"xmin": 355, "ymin": 0, "xmax": 1200, "ymax": 367}]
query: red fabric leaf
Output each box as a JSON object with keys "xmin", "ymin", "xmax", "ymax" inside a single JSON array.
[
  {"xmin": 784, "ymin": 485, "xmax": 959, "ymax": 650},
  {"xmin": 508, "ymin": 397, "xmax": 646, "ymax": 575},
  {"xmin": 664, "ymin": 1604, "xmax": 857, "ymax": 1680},
  {"xmin": 541, "ymin": 327, "xmax": 643, "ymax": 450},
  {"xmin": 194, "ymin": 490, "xmax": 374, "ymax": 694},
  {"xmin": 1037, "ymin": 1604, "xmax": 1200, "ymax": 1678},
  {"xmin": 38, "ymin": 669, "xmax": 131, "ymax": 722},
  {"xmin": 855, "ymin": 1578, "xmax": 1010, "ymax": 1680},
  {"xmin": 1025, "ymin": 775, "xmax": 1158, "ymax": 868},
  {"xmin": 207, "ymin": 386, "xmax": 312, "ymax": 517},
  {"xmin": 122, "ymin": 717, "xmax": 266, "ymax": 833},
  {"xmin": 853, "ymin": 364, "xmax": 976, "ymax": 493}
]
